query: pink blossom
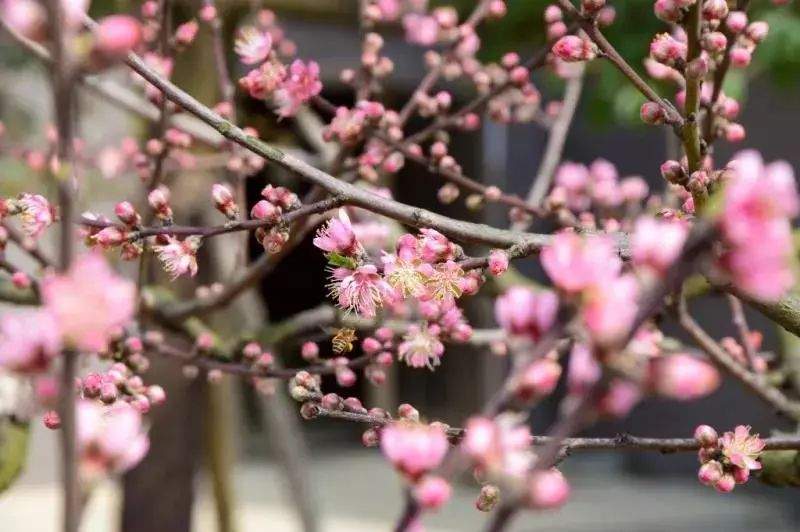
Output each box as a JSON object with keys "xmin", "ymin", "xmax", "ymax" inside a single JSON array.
[
  {"xmin": 95, "ymin": 15, "xmax": 143, "ymax": 59},
  {"xmin": 329, "ymin": 264, "xmax": 393, "ymax": 317},
  {"xmin": 239, "ymin": 62, "xmax": 287, "ymax": 100},
  {"xmin": 541, "ymin": 232, "xmax": 621, "ymax": 293},
  {"xmin": 313, "ymin": 210, "xmax": 360, "ymax": 255},
  {"xmin": 174, "ymin": 20, "xmax": 198, "ymax": 46},
  {"xmin": 398, "ymin": 324, "xmax": 445, "ymax": 370},
  {"xmin": 554, "ymin": 162, "xmax": 590, "ymax": 210},
  {"xmin": 212, "ymin": 183, "xmax": 238, "ymax": 219},
  {"xmin": 77, "ymin": 401, "xmax": 149, "ymax": 480},
  {"xmin": 0, "ymin": 310, "xmax": 61, "ymax": 373},
  {"xmin": 417, "ymin": 228, "xmax": 455, "ymax": 262},
  {"xmin": 463, "ymin": 414, "xmax": 534, "ymax": 479},
  {"xmin": 380, "ymin": 421, "xmax": 448, "ymax": 479},
  {"xmin": 234, "ymin": 26, "xmax": 273, "ymax": 65},
  {"xmin": 403, "ymin": 13, "xmax": 439, "ymax": 46},
  {"xmin": 631, "ymin": 216, "xmax": 688, "ymax": 274},
  {"xmin": 274, "ymin": 60, "xmax": 322, "ymax": 117},
  {"xmin": 597, "ymin": 379, "xmax": 642, "ymax": 418},
  {"xmin": 413, "ymin": 476, "xmax": 452, "ymax": 510},
  {"xmin": 719, "ymin": 425, "xmax": 765, "ymax": 471},
  {"xmin": 582, "ymin": 274, "xmax": 639, "ymax": 345},
  {"xmin": 720, "ymin": 151, "xmax": 799, "ymax": 301},
  {"xmin": 153, "ymin": 236, "xmax": 202, "ymax": 279},
  {"xmin": 514, "ymin": 358, "xmax": 562, "ymax": 401},
  {"xmin": 17, "ymin": 193, "xmax": 55, "ymax": 238},
  {"xmin": 42, "ymin": 253, "xmax": 135, "ymax": 352},
  {"xmin": 552, "ymin": 35, "xmax": 597, "ymax": 62},
  {"xmin": 650, "ymin": 33, "xmax": 687, "ymax": 66},
  {"xmin": 648, "ymin": 353, "xmax": 721, "ymax": 400},
  {"xmin": 567, "ymin": 343, "xmax": 600, "ymax": 395},
  {"xmin": 1, "ymin": 0, "xmax": 46, "ymax": 41},
  {"xmin": 526, "ymin": 469, "xmax": 570, "ymax": 509},
  {"xmin": 494, "ymin": 287, "xmax": 558, "ymax": 341},
  {"xmin": 488, "ymin": 249, "xmax": 509, "ymax": 276}
]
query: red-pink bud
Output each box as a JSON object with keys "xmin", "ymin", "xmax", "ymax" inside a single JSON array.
[
  {"xmin": 115, "ymin": 201, "xmax": 141, "ymax": 226},
  {"xmin": 414, "ymin": 476, "xmax": 452, "ymax": 510},
  {"xmin": 250, "ymin": 200, "xmax": 281, "ymax": 223},
  {"xmin": 11, "ymin": 271, "xmax": 31, "ymax": 289},
  {"xmin": 526, "ymin": 469, "xmax": 570, "ymax": 509},
  {"xmin": 725, "ymin": 123, "xmax": 746, "ymax": 142},
  {"xmin": 321, "ymin": 393, "xmax": 343, "ymax": 411},
  {"xmin": 714, "ymin": 473, "xmax": 736, "ymax": 493},
  {"xmin": 702, "ymin": 31, "xmax": 728, "ymax": 53},
  {"xmin": 694, "ymin": 424, "xmax": 719, "ymax": 447},
  {"xmin": 552, "ymin": 35, "xmax": 597, "ymax": 62},
  {"xmin": 301, "ymin": 341, "xmax": 319, "ymax": 361},
  {"xmin": 43, "ymin": 410, "xmax": 61, "ymax": 429},
  {"xmin": 703, "ymin": 0, "xmax": 729, "ymax": 20},
  {"xmin": 698, "ymin": 460, "xmax": 723, "ymax": 485},
  {"xmin": 726, "ymin": 11, "xmax": 748, "ymax": 33},
  {"xmin": 746, "ymin": 21, "xmax": 769, "ymax": 43},
  {"xmin": 732, "ymin": 466, "xmax": 750, "ymax": 484},
  {"xmin": 729, "ymin": 47, "xmax": 752, "ymax": 68},
  {"xmin": 640, "ymin": 102, "xmax": 666, "ymax": 125},
  {"xmin": 243, "ymin": 342, "xmax": 262, "ymax": 360},
  {"xmin": 398, "ymin": 403, "xmax": 420, "ymax": 421},
  {"xmin": 95, "ymin": 15, "xmax": 143, "ymax": 59}
]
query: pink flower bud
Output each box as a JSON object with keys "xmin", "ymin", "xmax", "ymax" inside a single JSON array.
[
  {"xmin": 398, "ymin": 403, "xmax": 420, "ymax": 421},
  {"xmin": 697, "ymin": 460, "xmax": 723, "ymax": 485},
  {"xmin": 726, "ymin": 11, "xmax": 748, "ymax": 33},
  {"xmin": 694, "ymin": 424, "xmax": 719, "ymax": 447},
  {"xmin": 729, "ymin": 47, "xmax": 752, "ymax": 68},
  {"xmin": 746, "ymin": 21, "xmax": 769, "ymax": 43},
  {"xmin": 685, "ymin": 56, "xmax": 709, "ymax": 80},
  {"xmin": 702, "ymin": 31, "xmax": 728, "ymax": 53},
  {"xmin": 702, "ymin": 0, "xmax": 729, "ymax": 21},
  {"xmin": 301, "ymin": 341, "xmax": 319, "ymax": 360},
  {"xmin": 99, "ymin": 381, "xmax": 118, "ymax": 404},
  {"xmin": 725, "ymin": 123, "xmax": 746, "ymax": 142},
  {"xmin": 95, "ymin": 15, "xmax": 143, "ymax": 59},
  {"xmin": 653, "ymin": 0, "xmax": 681, "ymax": 23},
  {"xmin": 199, "ymin": 5, "xmax": 217, "ymax": 21},
  {"xmin": 552, "ymin": 36, "xmax": 597, "ymax": 62},
  {"xmin": 115, "ymin": 201, "xmax": 141, "ymax": 226},
  {"xmin": 196, "ymin": 332, "xmax": 214, "ymax": 351},
  {"xmin": 175, "ymin": 20, "xmax": 199, "ymax": 46},
  {"xmin": 414, "ymin": 476, "xmax": 452, "ymax": 510},
  {"xmin": 544, "ymin": 5, "xmax": 562, "ymax": 23},
  {"xmin": 362, "ymin": 337, "xmax": 382, "ymax": 354},
  {"xmin": 242, "ymin": 342, "xmax": 262, "ymax": 360},
  {"xmin": 147, "ymin": 385, "xmax": 166, "ymax": 406},
  {"xmin": 733, "ymin": 466, "xmax": 750, "ymax": 484},
  {"xmin": 11, "ymin": 271, "xmax": 31, "ymax": 289},
  {"xmin": 488, "ymin": 249, "xmax": 509, "ymax": 276},
  {"xmin": 526, "ymin": 469, "xmax": 570, "ymax": 509},
  {"xmin": 336, "ymin": 367, "xmax": 357, "ymax": 387},
  {"xmin": 362, "ymin": 428, "xmax": 380, "ymax": 447},
  {"xmin": 321, "ymin": 393, "xmax": 343, "ymax": 411},
  {"xmin": 43, "ymin": 410, "xmax": 61, "ymax": 429},
  {"xmin": 649, "ymin": 354, "xmax": 720, "ymax": 400},
  {"xmin": 714, "ymin": 473, "xmax": 736, "ymax": 493},
  {"xmin": 581, "ymin": 0, "xmax": 606, "ymax": 12},
  {"xmin": 640, "ymin": 102, "xmax": 666, "ymax": 125},
  {"xmin": 514, "ymin": 358, "xmax": 562, "ymax": 401},
  {"xmin": 250, "ymin": 199, "xmax": 281, "ymax": 223}
]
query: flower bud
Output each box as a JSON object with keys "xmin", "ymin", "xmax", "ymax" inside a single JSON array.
[
  {"xmin": 685, "ymin": 57, "xmax": 709, "ymax": 80},
  {"xmin": 552, "ymin": 36, "xmax": 597, "ymax": 62},
  {"xmin": 212, "ymin": 183, "xmax": 239, "ymax": 220},
  {"xmin": 95, "ymin": 15, "xmax": 143, "ymax": 59},
  {"xmin": 746, "ymin": 21, "xmax": 769, "ymax": 43},
  {"xmin": 475, "ymin": 484, "xmax": 500, "ymax": 512},
  {"xmin": 398, "ymin": 403, "xmax": 420, "ymax": 421},
  {"xmin": 301, "ymin": 341, "xmax": 320, "ymax": 361},
  {"xmin": 714, "ymin": 473, "xmax": 736, "ymax": 493},
  {"xmin": 414, "ymin": 476, "xmax": 452, "ymax": 510},
  {"xmin": 99, "ymin": 382, "xmax": 118, "ymax": 404},
  {"xmin": 250, "ymin": 200, "xmax": 281, "ymax": 223},
  {"xmin": 702, "ymin": 0, "xmax": 729, "ymax": 21},
  {"xmin": 343, "ymin": 396, "xmax": 367, "ymax": 414},
  {"xmin": 694, "ymin": 424, "xmax": 719, "ymax": 447},
  {"xmin": 697, "ymin": 460, "xmax": 723, "ymax": 485},
  {"xmin": 581, "ymin": 0, "xmax": 606, "ymax": 12},
  {"xmin": 526, "ymin": 469, "xmax": 570, "ymax": 509},
  {"xmin": 11, "ymin": 271, "xmax": 31, "ymax": 289},
  {"xmin": 300, "ymin": 402, "xmax": 320, "ymax": 420},
  {"xmin": 321, "ymin": 393, "xmax": 343, "ymax": 411},
  {"xmin": 726, "ymin": 11, "xmax": 748, "ymax": 33},
  {"xmin": 115, "ymin": 201, "xmax": 141, "ymax": 226},
  {"xmin": 729, "ymin": 47, "xmax": 752, "ymax": 68},
  {"xmin": 362, "ymin": 428, "xmax": 380, "ymax": 447},
  {"xmin": 640, "ymin": 102, "xmax": 666, "ymax": 125},
  {"xmin": 43, "ymin": 410, "xmax": 61, "ymax": 429}
]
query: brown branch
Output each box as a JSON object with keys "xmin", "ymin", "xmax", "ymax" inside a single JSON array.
[{"xmin": 678, "ymin": 295, "xmax": 800, "ymax": 421}]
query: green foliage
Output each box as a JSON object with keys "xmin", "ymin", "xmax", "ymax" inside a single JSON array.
[
  {"xmin": 326, "ymin": 252, "xmax": 358, "ymax": 270},
  {"xmin": 759, "ymin": 449, "xmax": 800, "ymax": 487},
  {"xmin": 0, "ymin": 418, "xmax": 30, "ymax": 495}
]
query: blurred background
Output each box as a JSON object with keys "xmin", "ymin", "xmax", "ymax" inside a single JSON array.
[{"xmin": 2, "ymin": 0, "xmax": 800, "ymax": 530}]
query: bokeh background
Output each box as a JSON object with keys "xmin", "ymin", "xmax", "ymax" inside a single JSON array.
[{"xmin": 2, "ymin": 1, "xmax": 800, "ymax": 530}]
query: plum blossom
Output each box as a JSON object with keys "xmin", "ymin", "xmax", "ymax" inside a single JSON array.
[
  {"xmin": 541, "ymin": 232, "xmax": 621, "ymax": 293},
  {"xmin": 154, "ymin": 236, "xmax": 202, "ymax": 279},
  {"xmin": 380, "ymin": 421, "xmax": 448, "ymax": 479},
  {"xmin": 1, "ymin": 0, "xmax": 46, "ymax": 41},
  {"xmin": 582, "ymin": 274, "xmax": 639, "ymax": 346},
  {"xmin": 719, "ymin": 151, "xmax": 799, "ymax": 301},
  {"xmin": 329, "ymin": 265, "xmax": 393, "ymax": 317},
  {"xmin": 239, "ymin": 61, "xmax": 287, "ymax": 100},
  {"xmin": 274, "ymin": 60, "xmax": 322, "ymax": 117},
  {"xmin": 414, "ymin": 476, "xmax": 452, "ymax": 510},
  {"xmin": 494, "ymin": 287, "xmax": 558, "ymax": 342},
  {"xmin": 463, "ymin": 414, "xmax": 535, "ymax": 479},
  {"xmin": 234, "ymin": 26, "xmax": 273, "ymax": 65},
  {"xmin": 398, "ymin": 324, "xmax": 444, "ymax": 370},
  {"xmin": 403, "ymin": 13, "xmax": 439, "ymax": 46},
  {"xmin": 17, "ymin": 193, "xmax": 55, "ymax": 238},
  {"xmin": 0, "ymin": 310, "xmax": 61, "ymax": 373},
  {"xmin": 631, "ymin": 216, "xmax": 688, "ymax": 275},
  {"xmin": 313, "ymin": 210, "xmax": 360, "ymax": 256},
  {"xmin": 720, "ymin": 425, "xmax": 765, "ymax": 472},
  {"xmin": 648, "ymin": 353, "xmax": 720, "ymax": 401},
  {"xmin": 77, "ymin": 401, "xmax": 150, "ymax": 480},
  {"xmin": 42, "ymin": 253, "xmax": 135, "ymax": 352},
  {"xmin": 526, "ymin": 469, "xmax": 570, "ymax": 509}
]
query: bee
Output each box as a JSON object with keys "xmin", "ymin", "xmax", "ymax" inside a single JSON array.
[{"xmin": 331, "ymin": 328, "xmax": 357, "ymax": 354}]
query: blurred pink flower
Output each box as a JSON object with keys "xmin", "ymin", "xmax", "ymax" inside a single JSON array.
[
  {"xmin": 0, "ymin": 310, "xmax": 61, "ymax": 373},
  {"xmin": 582, "ymin": 274, "xmax": 639, "ymax": 345},
  {"xmin": 494, "ymin": 287, "xmax": 558, "ymax": 341},
  {"xmin": 380, "ymin": 421, "xmax": 448, "ymax": 479},
  {"xmin": 648, "ymin": 353, "xmax": 721, "ymax": 401},
  {"xmin": 403, "ymin": 13, "xmax": 439, "ymax": 46},
  {"xmin": 42, "ymin": 253, "xmax": 135, "ymax": 352},
  {"xmin": 631, "ymin": 216, "xmax": 688, "ymax": 274},
  {"xmin": 720, "ymin": 425, "xmax": 764, "ymax": 471},
  {"xmin": 275, "ymin": 60, "xmax": 322, "ymax": 117},
  {"xmin": 77, "ymin": 401, "xmax": 149, "ymax": 480},
  {"xmin": 541, "ymin": 232, "xmax": 621, "ymax": 294},
  {"xmin": 234, "ymin": 26, "xmax": 273, "ymax": 65},
  {"xmin": 17, "ymin": 193, "xmax": 55, "ymax": 238},
  {"xmin": 463, "ymin": 414, "xmax": 534, "ymax": 479},
  {"xmin": 526, "ymin": 469, "xmax": 570, "ymax": 509},
  {"xmin": 413, "ymin": 476, "xmax": 452, "ymax": 510}
]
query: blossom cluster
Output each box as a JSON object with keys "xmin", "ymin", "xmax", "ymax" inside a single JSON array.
[{"xmin": 695, "ymin": 424, "xmax": 765, "ymax": 492}]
